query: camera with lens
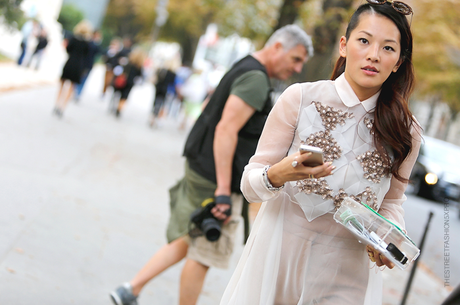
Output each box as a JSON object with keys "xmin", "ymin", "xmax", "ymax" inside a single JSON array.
[{"xmin": 189, "ymin": 197, "xmax": 231, "ymax": 242}]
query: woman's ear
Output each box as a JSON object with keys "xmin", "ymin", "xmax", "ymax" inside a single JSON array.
[
  {"xmin": 339, "ymin": 36, "xmax": 347, "ymax": 58},
  {"xmin": 393, "ymin": 58, "xmax": 404, "ymax": 73}
]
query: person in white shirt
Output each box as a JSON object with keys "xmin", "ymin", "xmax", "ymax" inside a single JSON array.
[{"xmin": 221, "ymin": 1, "xmax": 422, "ymax": 304}]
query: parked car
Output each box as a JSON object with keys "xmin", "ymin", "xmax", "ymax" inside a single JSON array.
[{"xmin": 409, "ymin": 136, "xmax": 460, "ymax": 203}]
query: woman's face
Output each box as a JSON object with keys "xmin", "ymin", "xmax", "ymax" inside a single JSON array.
[{"xmin": 339, "ymin": 12, "xmax": 402, "ymax": 101}]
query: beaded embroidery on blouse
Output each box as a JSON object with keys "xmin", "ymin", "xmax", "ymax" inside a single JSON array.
[
  {"xmin": 296, "ymin": 101, "xmax": 388, "ymax": 211},
  {"xmin": 303, "ymin": 130, "xmax": 341, "ymax": 162},
  {"xmin": 357, "ymin": 150, "xmax": 391, "ymax": 183},
  {"xmin": 364, "ymin": 117, "xmax": 374, "ymax": 135},
  {"xmin": 313, "ymin": 101, "xmax": 354, "ymax": 130}
]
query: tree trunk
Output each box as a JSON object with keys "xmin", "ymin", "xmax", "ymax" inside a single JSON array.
[
  {"xmin": 442, "ymin": 109, "xmax": 458, "ymax": 141},
  {"xmin": 301, "ymin": 0, "xmax": 354, "ymax": 82},
  {"xmin": 273, "ymin": 0, "xmax": 308, "ymax": 31},
  {"xmin": 181, "ymin": 35, "xmax": 198, "ymax": 66},
  {"xmin": 268, "ymin": 0, "xmax": 354, "ymax": 84},
  {"xmin": 424, "ymin": 96, "xmax": 438, "ymax": 136}
]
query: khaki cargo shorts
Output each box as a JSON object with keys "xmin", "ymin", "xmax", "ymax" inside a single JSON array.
[{"xmin": 185, "ymin": 193, "xmax": 242, "ymax": 269}]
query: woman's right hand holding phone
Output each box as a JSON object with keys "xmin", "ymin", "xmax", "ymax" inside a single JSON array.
[{"xmin": 266, "ymin": 151, "xmax": 335, "ymax": 188}]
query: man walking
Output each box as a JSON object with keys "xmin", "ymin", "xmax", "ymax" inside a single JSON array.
[
  {"xmin": 17, "ymin": 19, "xmax": 39, "ymax": 66},
  {"xmin": 110, "ymin": 24, "xmax": 314, "ymax": 305}
]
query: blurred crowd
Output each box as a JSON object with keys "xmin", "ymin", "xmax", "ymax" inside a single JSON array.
[
  {"xmin": 17, "ymin": 19, "xmax": 49, "ymax": 70},
  {"xmin": 20, "ymin": 18, "xmax": 219, "ymax": 126}
]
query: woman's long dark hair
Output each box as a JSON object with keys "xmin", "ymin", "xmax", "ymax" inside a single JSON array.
[{"xmin": 331, "ymin": 3, "xmax": 417, "ymax": 182}]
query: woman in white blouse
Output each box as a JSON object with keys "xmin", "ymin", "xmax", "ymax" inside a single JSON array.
[{"xmin": 221, "ymin": 1, "xmax": 421, "ymax": 304}]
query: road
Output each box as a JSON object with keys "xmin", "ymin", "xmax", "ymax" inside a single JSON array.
[
  {"xmin": 0, "ymin": 66, "xmax": 455, "ymax": 304},
  {"xmin": 0, "ymin": 67, "xmax": 244, "ymax": 305},
  {"xmin": 403, "ymin": 192, "xmax": 460, "ymax": 288}
]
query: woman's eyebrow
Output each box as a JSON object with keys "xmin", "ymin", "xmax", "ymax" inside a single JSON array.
[{"xmin": 358, "ymin": 30, "xmax": 398, "ymax": 44}]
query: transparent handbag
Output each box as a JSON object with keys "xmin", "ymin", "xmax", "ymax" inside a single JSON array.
[{"xmin": 333, "ymin": 197, "xmax": 420, "ymax": 270}]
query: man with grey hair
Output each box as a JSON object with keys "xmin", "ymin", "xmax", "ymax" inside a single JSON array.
[
  {"xmin": 265, "ymin": 24, "xmax": 314, "ymax": 58},
  {"xmin": 110, "ymin": 24, "xmax": 313, "ymax": 305}
]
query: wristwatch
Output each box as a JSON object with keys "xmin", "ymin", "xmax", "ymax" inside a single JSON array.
[{"xmin": 262, "ymin": 165, "xmax": 284, "ymax": 191}]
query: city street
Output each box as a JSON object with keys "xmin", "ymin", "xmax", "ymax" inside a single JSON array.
[
  {"xmin": 0, "ymin": 67, "xmax": 243, "ymax": 304},
  {"xmin": 0, "ymin": 65, "xmax": 456, "ymax": 304}
]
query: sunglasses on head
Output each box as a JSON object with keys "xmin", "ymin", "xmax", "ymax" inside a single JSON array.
[{"xmin": 367, "ymin": 0, "xmax": 413, "ymax": 15}]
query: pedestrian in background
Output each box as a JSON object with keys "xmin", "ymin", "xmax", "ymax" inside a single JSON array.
[
  {"xmin": 110, "ymin": 24, "xmax": 313, "ymax": 305},
  {"xmin": 178, "ymin": 68, "xmax": 209, "ymax": 130},
  {"xmin": 115, "ymin": 37, "xmax": 133, "ymax": 63},
  {"xmin": 101, "ymin": 38, "xmax": 122, "ymax": 98},
  {"xmin": 174, "ymin": 63, "xmax": 193, "ymax": 104},
  {"xmin": 53, "ymin": 20, "xmax": 92, "ymax": 118},
  {"xmin": 74, "ymin": 29, "xmax": 103, "ymax": 102},
  {"xmin": 112, "ymin": 47, "xmax": 146, "ymax": 118},
  {"xmin": 103, "ymin": 36, "xmax": 132, "ymax": 99},
  {"xmin": 17, "ymin": 19, "xmax": 39, "ymax": 66},
  {"xmin": 148, "ymin": 63, "xmax": 176, "ymax": 127},
  {"xmin": 221, "ymin": 2, "xmax": 421, "ymax": 304},
  {"xmin": 27, "ymin": 27, "xmax": 48, "ymax": 70}
]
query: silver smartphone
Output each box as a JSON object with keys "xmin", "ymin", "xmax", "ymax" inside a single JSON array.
[{"xmin": 299, "ymin": 144, "xmax": 324, "ymax": 167}]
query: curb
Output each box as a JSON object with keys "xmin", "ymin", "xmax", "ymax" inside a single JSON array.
[{"xmin": 0, "ymin": 62, "xmax": 58, "ymax": 93}]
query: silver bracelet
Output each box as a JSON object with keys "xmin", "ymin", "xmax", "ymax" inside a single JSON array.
[{"xmin": 262, "ymin": 165, "xmax": 284, "ymax": 191}]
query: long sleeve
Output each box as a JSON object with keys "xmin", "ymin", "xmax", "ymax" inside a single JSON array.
[
  {"xmin": 241, "ymin": 84, "xmax": 302, "ymax": 203},
  {"xmin": 378, "ymin": 122, "xmax": 423, "ymax": 230}
]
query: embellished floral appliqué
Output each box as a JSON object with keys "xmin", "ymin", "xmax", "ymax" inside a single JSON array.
[
  {"xmin": 333, "ymin": 189, "xmax": 349, "ymax": 209},
  {"xmin": 302, "ymin": 130, "xmax": 341, "ymax": 162},
  {"xmin": 364, "ymin": 117, "xmax": 374, "ymax": 135},
  {"xmin": 352, "ymin": 187, "xmax": 379, "ymax": 211},
  {"xmin": 296, "ymin": 178, "xmax": 333, "ymax": 200},
  {"xmin": 313, "ymin": 101, "xmax": 354, "ymax": 130},
  {"xmin": 357, "ymin": 150, "xmax": 391, "ymax": 183},
  {"xmin": 296, "ymin": 182, "xmax": 379, "ymax": 212},
  {"xmin": 295, "ymin": 101, "xmax": 383, "ymax": 213}
]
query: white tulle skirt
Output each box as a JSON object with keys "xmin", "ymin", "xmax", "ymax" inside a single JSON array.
[{"xmin": 220, "ymin": 192, "xmax": 383, "ymax": 305}]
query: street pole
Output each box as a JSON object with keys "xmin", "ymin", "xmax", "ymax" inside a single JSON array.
[
  {"xmin": 150, "ymin": 0, "xmax": 169, "ymax": 45},
  {"xmin": 400, "ymin": 211, "xmax": 434, "ymax": 305}
]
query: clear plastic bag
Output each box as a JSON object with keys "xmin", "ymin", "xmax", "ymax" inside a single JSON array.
[{"xmin": 333, "ymin": 197, "xmax": 420, "ymax": 270}]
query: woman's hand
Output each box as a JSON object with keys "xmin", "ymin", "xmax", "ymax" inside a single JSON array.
[
  {"xmin": 366, "ymin": 245, "xmax": 395, "ymax": 269},
  {"xmin": 267, "ymin": 151, "xmax": 335, "ymax": 187}
]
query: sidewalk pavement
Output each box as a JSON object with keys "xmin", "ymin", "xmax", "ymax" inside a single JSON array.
[
  {"xmin": 0, "ymin": 62, "xmax": 454, "ymax": 304},
  {"xmin": 0, "ymin": 61, "xmax": 59, "ymax": 92}
]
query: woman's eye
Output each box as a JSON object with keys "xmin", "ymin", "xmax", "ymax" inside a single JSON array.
[
  {"xmin": 358, "ymin": 38, "xmax": 368, "ymax": 44},
  {"xmin": 384, "ymin": 46, "xmax": 395, "ymax": 52}
]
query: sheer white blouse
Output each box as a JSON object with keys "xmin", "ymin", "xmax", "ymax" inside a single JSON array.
[{"xmin": 221, "ymin": 74, "xmax": 422, "ymax": 305}]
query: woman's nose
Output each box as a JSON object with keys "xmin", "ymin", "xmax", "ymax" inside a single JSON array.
[{"xmin": 367, "ymin": 45, "xmax": 380, "ymax": 62}]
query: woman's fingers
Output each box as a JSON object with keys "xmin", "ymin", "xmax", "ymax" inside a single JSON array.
[
  {"xmin": 268, "ymin": 153, "xmax": 336, "ymax": 186},
  {"xmin": 310, "ymin": 162, "xmax": 335, "ymax": 177},
  {"xmin": 290, "ymin": 154, "xmax": 335, "ymax": 177},
  {"xmin": 366, "ymin": 245, "xmax": 395, "ymax": 269}
]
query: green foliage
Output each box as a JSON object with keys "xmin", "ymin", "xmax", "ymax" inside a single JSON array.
[
  {"xmin": 57, "ymin": 3, "xmax": 85, "ymax": 32},
  {"xmin": 0, "ymin": 51, "xmax": 12, "ymax": 62},
  {"xmin": 102, "ymin": 0, "xmax": 284, "ymax": 47},
  {"xmin": 0, "ymin": 0, "xmax": 24, "ymax": 29},
  {"xmin": 412, "ymin": 0, "xmax": 460, "ymax": 113},
  {"xmin": 102, "ymin": 0, "xmax": 144, "ymax": 40},
  {"xmin": 215, "ymin": 0, "xmax": 282, "ymax": 44}
]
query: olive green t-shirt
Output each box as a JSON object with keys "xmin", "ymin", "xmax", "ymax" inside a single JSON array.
[{"xmin": 230, "ymin": 70, "xmax": 271, "ymax": 111}]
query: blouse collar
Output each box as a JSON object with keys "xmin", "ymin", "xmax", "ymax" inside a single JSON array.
[{"xmin": 334, "ymin": 73, "xmax": 380, "ymax": 112}]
